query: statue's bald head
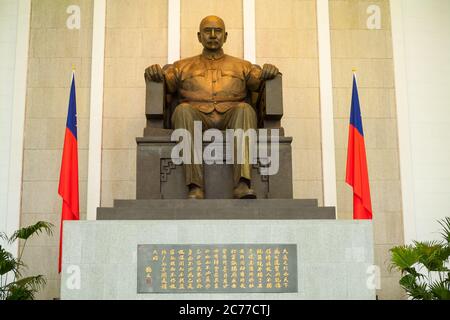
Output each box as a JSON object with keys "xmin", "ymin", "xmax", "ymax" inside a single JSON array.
[
  {"xmin": 197, "ymin": 15, "xmax": 227, "ymax": 50},
  {"xmin": 199, "ymin": 15, "xmax": 226, "ymax": 32}
]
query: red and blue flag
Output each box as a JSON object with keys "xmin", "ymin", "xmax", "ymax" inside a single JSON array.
[
  {"xmin": 58, "ymin": 73, "xmax": 79, "ymax": 273},
  {"xmin": 345, "ymin": 74, "xmax": 372, "ymax": 220}
]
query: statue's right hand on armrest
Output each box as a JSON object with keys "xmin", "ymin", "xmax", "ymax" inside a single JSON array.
[{"xmin": 144, "ymin": 64, "xmax": 164, "ymax": 82}]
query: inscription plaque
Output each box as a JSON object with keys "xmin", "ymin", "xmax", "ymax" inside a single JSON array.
[{"xmin": 137, "ymin": 244, "xmax": 297, "ymax": 293}]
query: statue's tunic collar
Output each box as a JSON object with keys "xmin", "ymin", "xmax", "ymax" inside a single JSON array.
[{"xmin": 201, "ymin": 48, "xmax": 225, "ymax": 61}]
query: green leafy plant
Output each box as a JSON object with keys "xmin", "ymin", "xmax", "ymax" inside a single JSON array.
[
  {"xmin": 0, "ymin": 221, "xmax": 54, "ymax": 300},
  {"xmin": 390, "ymin": 217, "xmax": 450, "ymax": 300}
]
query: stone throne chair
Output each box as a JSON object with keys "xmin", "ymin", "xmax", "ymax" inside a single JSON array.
[
  {"xmin": 96, "ymin": 68, "xmax": 336, "ymax": 219},
  {"xmin": 136, "ymin": 66, "xmax": 294, "ymax": 199}
]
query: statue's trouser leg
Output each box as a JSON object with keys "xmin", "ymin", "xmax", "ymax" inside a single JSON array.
[
  {"xmin": 172, "ymin": 103, "xmax": 203, "ymax": 187},
  {"xmin": 222, "ymin": 103, "xmax": 258, "ymax": 186},
  {"xmin": 171, "ymin": 103, "xmax": 209, "ymax": 188}
]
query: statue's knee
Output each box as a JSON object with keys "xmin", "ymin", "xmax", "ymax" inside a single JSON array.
[
  {"xmin": 172, "ymin": 103, "xmax": 193, "ymax": 121},
  {"xmin": 175, "ymin": 103, "xmax": 193, "ymax": 113},
  {"xmin": 236, "ymin": 102, "xmax": 251, "ymax": 109},
  {"xmin": 236, "ymin": 103, "xmax": 256, "ymax": 117}
]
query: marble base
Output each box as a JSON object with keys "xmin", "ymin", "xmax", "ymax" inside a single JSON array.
[{"xmin": 61, "ymin": 219, "xmax": 375, "ymax": 300}]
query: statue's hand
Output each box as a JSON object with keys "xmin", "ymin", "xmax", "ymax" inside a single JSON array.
[
  {"xmin": 260, "ymin": 64, "xmax": 279, "ymax": 80},
  {"xmin": 144, "ymin": 64, "xmax": 164, "ymax": 82}
]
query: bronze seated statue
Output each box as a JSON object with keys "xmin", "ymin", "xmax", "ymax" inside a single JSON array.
[{"xmin": 140, "ymin": 15, "xmax": 293, "ymax": 200}]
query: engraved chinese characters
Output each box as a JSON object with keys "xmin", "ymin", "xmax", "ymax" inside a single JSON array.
[{"xmin": 137, "ymin": 244, "xmax": 297, "ymax": 293}]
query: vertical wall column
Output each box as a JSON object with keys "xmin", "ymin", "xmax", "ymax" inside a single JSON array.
[
  {"xmin": 243, "ymin": 0, "xmax": 256, "ymax": 63},
  {"xmin": 389, "ymin": 0, "xmax": 416, "ymax": 244},
  {"xmin": 168, "ymin": 0, "xmax": 180, "ymax": 63},
  {"xmin": 316, "ymin": 0, "xmax": 337, "ymax": 209},
  {"xmin": 87, "ymin": 0, "xmax": 106, "ymax": 220},
  {"xmin": 5, "ymin": 0, "xmax": 31, "ymax": 254}
]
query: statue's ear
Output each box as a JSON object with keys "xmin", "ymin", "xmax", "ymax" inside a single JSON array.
[
  {"xmin": 197, "ymin": 32, "xmax": 201, "ymax": 43},
  {"xmin": 224, "ymin": 32, "xmax": 228, "ymax": 43}
]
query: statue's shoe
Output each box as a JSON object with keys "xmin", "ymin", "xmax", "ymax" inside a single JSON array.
[
  {"xmin": 188, "ymin": 186, "xmax": 204, "ymax": 199},
  {"xmin": 233, "ymin": 183, "xmax": 257, "ymax": 199}
]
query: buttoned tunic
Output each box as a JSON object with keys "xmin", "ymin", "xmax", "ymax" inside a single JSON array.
[{"xmin": 164, "ymin": 52, "xmax": 262, "ymax": 114}]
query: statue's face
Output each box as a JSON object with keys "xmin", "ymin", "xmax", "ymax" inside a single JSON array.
[{"xmin": 197, "ymin": 17, "xmax": 227, "ymax": 51}]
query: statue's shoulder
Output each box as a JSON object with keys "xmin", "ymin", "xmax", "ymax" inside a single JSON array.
[
  {"xmin": 222, "ymin": 55, "xmax": 259, "ymax": 74},
  {"xmin": 172, "ymin": 55, "xmax": 202, "ymax": 69},
  {"xmin": 223, "ymin": 54, "xmax": 252, "ymax": 67}
]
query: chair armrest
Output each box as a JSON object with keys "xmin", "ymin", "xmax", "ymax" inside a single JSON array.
[
  {"xmin": 145, "ymin": 78, "xmax": 165, "ymax": 121},
  {"xmin": 264, "ymin": 74, "xmax": 283, "ymax": 120},
  {"xmin": 255, "ymin": 74, "xmax": 283, "ymax": 128}
]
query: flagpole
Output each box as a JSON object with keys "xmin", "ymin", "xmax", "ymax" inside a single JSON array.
[
  {"xmin": 58, "ymin": 68, "xmax": 80, "ymax": 273},
  {"xmin": 346, "ymin": 68, "xmax": 373, "ymax": 220}
]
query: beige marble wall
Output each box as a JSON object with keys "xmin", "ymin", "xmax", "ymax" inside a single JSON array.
[
  {"xmin": 21, "ymin": 0, "xmax": 93, "ymax": 299},
  {"xmin": 102, "ymin": 0, "xmax": 167, "ymax": 206},
  {"xmin": 256, "ymin": 0, "xmax": 323, "ymax": 204},
  {"xmin": 329, "ymin": 0, "xmax": 405, "ymax": 299},
  {"xmin": 180, "ymin": 0, "xmax": 243, "ymax": 59}
]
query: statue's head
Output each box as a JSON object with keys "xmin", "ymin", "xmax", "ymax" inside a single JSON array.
[{"xmin": 197, "ymin": 15, "xmax": 227, "ymax": 51}]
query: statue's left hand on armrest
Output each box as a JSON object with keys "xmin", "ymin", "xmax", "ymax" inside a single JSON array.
[
  {"xmin": 144, "ymin": 64, "xmax": 164, "ymax": 83},
  {"xmin": 260, "ymin": 63, "xmax": 280, "ymax": 80}
]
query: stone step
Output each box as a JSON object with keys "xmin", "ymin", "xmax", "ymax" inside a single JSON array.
[
  {"xmin": 97, "ymin": 199, "xmax": 335, "ymax": 220},
  {"xmin": 113, "ymin": 198, "xmax": 318, "ymax": 208}
]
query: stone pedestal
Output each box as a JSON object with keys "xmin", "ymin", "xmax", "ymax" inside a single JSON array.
[
  {"xmin": 60, "ymin": 219, "xmax": 375, "ymax": 300},
  {"xmin": 136, "ymin": 135, "xmax": 293, "ymax": 199},
  {"xmin": 97, "ymin": 199, "xmax": 335, "ymax": 220}
]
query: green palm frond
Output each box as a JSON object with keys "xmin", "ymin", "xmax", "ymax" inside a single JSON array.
[
  {"xmin": 413, "ymin": 240, "xmax": 442, "ymax": 252},
  {"xmin": 0, "ymin": 232, "xmax": 8, "ymax": 242},
  {"xmin": 435, "ymin": 246, "xmax": 450, "ymax": 269},
  {"xmin": 8, "ymin": 221, "xmax": 54, "ymax": 243},
  {"xmin": 4, "ymin": 275, "xmax": 46, "ymax": 300},
  {"xmin": 389, "ymin": 245, "xmax": 419, "ymax": 272},
  {"xmin": 399, "ymin": 275, "xmax": 433, "ymax": 300},
  {"xmin": 0, "ymin": 257, "xmax": 21, "ymax": 277},
  {"xmin": 414, "ymin": 240, "xmax": 449, "ymax": 271},
  {"xmin": 1, "ymin": 221, "xmax": 53, "ymax": 300},
  {"xmin": 390, "ymin": 218, "xmax": 450, "ymax": 300},
  {"xmin": 438, "ymin": 217, "xmax": 450, "ymax": 244},
  {"xmin": 5, "ymin": 285, "xmax": 34, "ymax": 300},
  {"xmin": 11, "ymin": 275, "xmax": 46, "ymax": 291},
  {"xmin": 0, "ymin": 246, "xmax": 23, "ymax": 277},
  {"xmin": 399, "ymin": 274, "xmax": 417, "ymax": 288},
  {"xmin": 408, "ymin": 282, "xmax": 435, "ymax": 300},
  {"xmin": 429, "ymin": 280, "xmax": 450, "ymax": 300}
]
